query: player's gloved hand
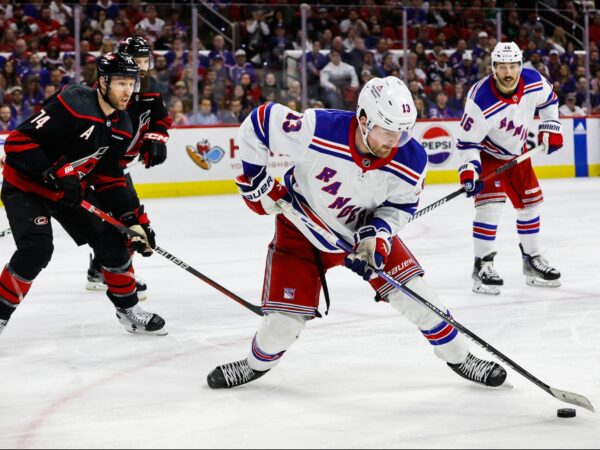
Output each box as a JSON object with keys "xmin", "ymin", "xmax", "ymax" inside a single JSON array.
[
  {"xmin": 235, "ymin": 166, "xmax": 292, "ymax": 215},
  {"xmin": 120, "ymin": 210, "xmax": 155, "ymax": 257},
  {"xmin": 344, "ymin": 225, "xmax": 391, "ymax": 281},
  {"xmin": 458, "ymin": 161, "xmax": 484, "ymax": 197},
  {"xmin": 42, "ymin": 160, "xmax": 83, "ymax": 208},
  {"xmin": 538, "ymin": 121, "xmax": 563, "ymax": 154},
  {"xmin": 140, "ymin": 132, "xmax": 168, "ymax": 168}
]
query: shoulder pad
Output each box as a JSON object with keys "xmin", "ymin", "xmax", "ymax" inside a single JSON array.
[
  {"xmin": 57, "ymin": 85, "xmax": 103, "ymax": 121},
  {"xmin": 521, "ymin": 67, "xmax": 543, "ymax": 85},
  {"xmin": 394, "ymin": 138, "xmax": 428, "ymax": 176}
]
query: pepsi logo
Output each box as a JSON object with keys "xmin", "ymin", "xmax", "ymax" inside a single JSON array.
[{"xmin": 420, "ymin": 125, "xmax": 453, "ymax": 166}]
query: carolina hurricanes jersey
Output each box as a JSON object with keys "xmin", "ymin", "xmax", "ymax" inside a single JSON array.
[
  {"xmin": 456, "ymin": 68, "xmax": 559, "ymax": 164},
  {"xmin": 238, "ymin": 103, "xmax": 428, "ymax": 253}
]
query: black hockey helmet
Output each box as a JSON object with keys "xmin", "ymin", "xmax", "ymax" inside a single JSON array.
[
  {"xmin": 118, "ymin": 36, "xmax": 152, "ymax": 58},
  {"xmin": 97, "ymin": 52, "xmax": 139, "ymax": 81},
  {"xmin": 97, "ymin": 52, "xmax": 139, "ymax": 109}
]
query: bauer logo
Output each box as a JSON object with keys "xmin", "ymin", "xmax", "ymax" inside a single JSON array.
[
  {"xmin": 186, "ymin": 139, "xmax": 225, "ymax": 171},
  {"xmin": 420, "ymin": 125, "xmax": 453, "ymax": 166}
]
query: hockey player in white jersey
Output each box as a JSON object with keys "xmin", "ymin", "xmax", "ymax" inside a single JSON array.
[
  {"xmin": 207, "ymin": 77, "xmax": 508, "ymax": 390},
  {"xmin": 456, "ymin": 42, "xmax": 562, "ymax": 295}
]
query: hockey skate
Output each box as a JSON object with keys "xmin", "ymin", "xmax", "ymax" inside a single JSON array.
[
  {"xmin": 86, "ymin": 254, "xmax": 148, "ymax": 300},
  {"xmin": 0, "ymin": 319, "xmax": 7, "ymax": 337},
  {"xmin": 207, "ymin": 358, "xmax": 269, "ymax": 389},
  {"xmin": 448, "ymin": 353, "xmax": 507, "ymax": 387},
  {"xmin": 520, "ymin": 244, "xmax": 561, "ymax": 288},
  {"xmin": 472, "ymin": 252, "xmax": 503, "ymax": 296},
  {"xmin": 115, "ymin": 304, "xmax": 167, "ymax": 336}
]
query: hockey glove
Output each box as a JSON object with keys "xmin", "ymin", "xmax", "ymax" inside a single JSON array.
[
  {"xmin": 42, "ymin": 159, "xmax": 83, "ymax": 208},
  {"xmin": 538, "ymin": 121, "xmax": 563, "ymax": 154},
  {"xmin": 120, "ymin": 210, "xmax": 155, "ymax": 257},
  {"xmin": 140, "ymin": 132, "xmax": 168, "ymax": 168},
  {"xmin": 458, "ymin": 161, "xmax": 484, "ymax": 197},
  {"xmin": 344, "ymin": 225, "xmax": 392, "ymax": 281},
  {"xmin": 235, "ymin": 166, "xmax": 292, "ymax": 215}
]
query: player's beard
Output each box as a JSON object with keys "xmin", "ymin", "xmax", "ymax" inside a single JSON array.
[
  {"xmin": 497, "ymin": 75, "xmax": 519, "ymax": 93},
  {"xmin": 109, "ymin": 91, "xmax": 131, "ymax": 110}
]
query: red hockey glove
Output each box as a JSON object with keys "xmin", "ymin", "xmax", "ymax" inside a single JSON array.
[
  {"xmin": 344, "ymin": 225, "xmax": 392, "ymax": 281},
  {"xmin": 42, "ymin": 158, "xmax": 83, "ymax": 208},
  {"xmin": 458, "ymin": 160, "xmax": 484, "ymax": 198},
  {"xmin": 538, "ymin": 121, "xmax": 563, "ymax": 154},
  {"xmin": 140, "ymin": 132, "xmax": 168, "ymax": 168},
  {"xmin": 235, "ymin": 167, "xmax": 292, "ymax": 215}
]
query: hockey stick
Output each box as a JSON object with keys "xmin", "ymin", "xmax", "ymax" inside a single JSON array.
[
  {"xmin": 279, "ymin": 201, "xmax": 595, "ymax": 412},
  {"xmin": 0, "ymin": 227, "xmax": 12, "ymax": 238},
  {"xmin": 410, "ymin": 143, "xmax": 546, "ymax": 222},
  {"xmin": 79, "ymin": 200, "xmax": 264, "ymax": 317}
]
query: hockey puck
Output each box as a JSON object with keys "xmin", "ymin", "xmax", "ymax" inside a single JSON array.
[{"xmin": 557, "ymin": 408, "xmax": 576, "ymax": 418}]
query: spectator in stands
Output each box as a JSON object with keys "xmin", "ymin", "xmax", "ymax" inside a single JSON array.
[
  {"xmin": 320, "ymin": 29, "xmax": 333, "ymax": 50},
  {"xmin": 41, "ymin": 44, "xmax": 61, "ymax": 70},
  {"xmin": 8, "ymin": 5, "xmax": 39, "ymax": 38},
  {"xmin": 230, "ymin": 49, "xmax": 257, "ymax": 86},
  {"xmin": 339, "ymin": 9, "xmax": 368, "ymax": 37},
  {"xmin": 22, "ymin": 75, "xmax": 43, "ymax": 113},
  {"xmin": 449, "ymin": 39, "xmax": 468, "ymax": 66},
  {"xmin": 377, "ymin": 52, "xmax": 400, "ymax": 78},
  {"xmin": 172, "ymin": 80, "xmax": 191, "ymax": 105},
  {"xmin": 153, "ymin": 24, "xmax": 174, "ymax": 51},
  {"xmin": 94, "ymin": 0, "xmax": 119, "ymax": 20},
  {"xmin": 138, "ymin": 5, "xmax": 165, "ymax": 44},
  {"xmin": 80, "ymin": 55, "xmax": 97, "ymax": 86},
  {"xmin": 0, "ymin": 59, "xmax": 20, "ymax": 92},
  {"xmin": 0, "ymin": 103, "xmax": 16, "ymax": 130},
  {"xmin": 260, "ymin": 72, "xmax": 281, "ymax": 103},
  {"xmin": 11, "ymin": 39, "xmax": 31, "ymax": 74},
  {"xmin": 0, "ymin": 0, "xmax": 13, "ymax": 20},
  {"xmin": 319, "ymin": 49, "xmax": 358, "ymax": 109},
  {"xmin": 23, "ymin": 53, "xmax": 49, "ymax": 85},
  {"xmin": 165, "ymin": 37, "xmax": 188, "ymax": 69},
  {"xmin": 280, "ymin": 79, "xmax": 302, "ymax": 107},
  {"xmin": 559, "ymin": 92, "xmax": 586, "ymax": 117},
  {"xmin": 448, "ymin": 82, "xmax": 467, "ymax": 112},
  {"xmin": 219, "ymin": 98, "xmax": 246, "ymax": 124},
  {"xmin": 313, "ymin": 7, "xmax": 338, "ymax": 43},
  {"xmin": 0, "ymin": 27, "xmax": 16, "ymax": 52},
  {"xmin": 305, "ymin": 40, "xmax": 328, "ymax": 98},
  {"xmin": 574, "ymin": 76, "xmax": 588, "ymax": 107},
  {"xmin": 531, "ymin": 23, "xmax": 546, "ymax": 49},
  {"xmin": 344, "ymin": 36, "xmax": 367, "ymax": 78},
  {"xmin": 152, "ymin": 54, "xmax": 171, "ymax": 98},
  {"xmin": 360, "ymin": 68, "xmax": 374, "ymax": 85},
  {"xmin": 453, "ymin": 52, "xmax": 479, "ymax": 86},
  {"xmin": 246, "ymin": 8, "xmax": 270, "ymax": 64},
  {"xmin": 49, "ymin": 0, "xmax": 72, "ymax": 25},
  {"xmin": 269, "ymin": 24, "xmax": 294, "ymax": 71},
  {"xmin": 373, "ymin": 37, "xmax": 390, "ymax": 65},
  {"xmin": 38, "ymin": 5, "xmax": 61, "ymax": 49},
  {"xmin": 546, "ymin": 49, "xmax": 562, "ymax": 81},
  {"xmin": 50, "ymin": 25, "xmax": 75, "ymax": 51},
  {"xmin": 43, "ymin": 84, "xmax": 56, "ymax": 101},
  {"xmin": 168, "ymin": 100, "xmax": 189, "ymax": 126},
  {"xmin": 209, "ymin": 35, "xmax": 235, "ymax": 67},
  {"xmin": 428, "ymin": 91, "xmax": 459, "ymax": 119},
  {"xmin": 6, "ymin": 85, "xmax": 30, "ymax": 125},
  {"xmin": 189, "ymin": 98, "xmax": 218, "ymax": 125}
]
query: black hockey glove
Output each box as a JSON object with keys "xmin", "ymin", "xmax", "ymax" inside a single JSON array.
[
  {"xmin": 42, "ymin": 161, "xmax": 83, "ymax": 208},
  {"xmin": 120, "ymin": 211, "xmax": 156, "ymax": 257},
  {"xmin": 140, "ymin": 133, "xmax": 168, "ymax": 168}
]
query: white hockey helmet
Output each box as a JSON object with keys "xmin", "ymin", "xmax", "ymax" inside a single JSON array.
[
  {"xmin": 356, "ymin": 76, "xmax": 417, "ymax": 149},
  {"xmin": 491, "ymin": 42, "xmax": 523, "ymax": 77}
]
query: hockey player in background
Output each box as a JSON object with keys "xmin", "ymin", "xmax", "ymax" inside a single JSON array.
[
  {"xmin": 207, "ymin": 77, "xmax": 508, "ymax": 390},
  {"xmin": 456, "ymin": 42, "xmax": 562, "ymax": 296},
  {"xmin": 85, "ymin": 37, "xmax": 172, "ymax": 299},
  {"xmin": 0, "ymin": 52, "xmax": 166, "ymax": 337}
]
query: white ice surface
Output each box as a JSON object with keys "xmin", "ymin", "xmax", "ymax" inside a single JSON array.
[{"xmin": 0, "ymin": 178, "xmax": 598, "ymax": 449}]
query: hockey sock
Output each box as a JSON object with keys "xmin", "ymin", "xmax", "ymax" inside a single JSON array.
[
  {"xmin": 387, "ymin": 276, "xmax": 469, "ymax": 364},
  {"xmin": 516, "ymin": 207, "xmax": 541, "ymax": 255},
  {"xmin": 473, "ymin": 202, "xmax": 503, "ymax": 258},
  {"xmin": 247, "ymin": 312, "xmax": 306, "ymax": 372},
  {"xmin": 102, "ymin": 260, "xmax": 138, "ymax": 309},
  {"xmin": 0, "ymin": 265, "xmax": 32, "ymax": 320}
]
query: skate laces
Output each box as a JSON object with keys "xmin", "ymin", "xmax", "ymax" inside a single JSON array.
[
  {"xmin": 479, "ymin": 260, "xmax": 499, "ymax": 279},
  {"xmin": 458, "ymin": 354, "xmax": 496, "ymax": 383},
  {"xmin": 221, "ymin": 360, "xmax": 255, "ymax": 387},
  {"xmin": 120, "ymin": 304, "xmax": 154, "ymax": 326},
  {"xmin": 530, "ymin": 254, "xmax": 552, "ymax": 274}
]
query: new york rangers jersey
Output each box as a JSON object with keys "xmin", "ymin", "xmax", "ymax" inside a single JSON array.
[
  {"xmin": 238, "ymin": 103, "xmax": 428, "ymax": 253},
  {"xmin": 456, "ymin": 68, "xmax": 559, "ymax": 164}
]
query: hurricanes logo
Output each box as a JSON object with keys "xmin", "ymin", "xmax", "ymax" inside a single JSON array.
[
  {"xmin": 34, "ymin": 216, "xmax": 49, "ymax": 225},
  {"xmin": 186, "ymin": 139, "xmax": 225, "ymax": 170},
  {"xmin": 420, "ymin": 125, "xmax": 453, "ymax": 166}
]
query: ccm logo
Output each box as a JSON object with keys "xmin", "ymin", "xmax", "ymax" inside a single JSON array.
[
  {"xmin": 144, "ymin": 133, "xmax": 169, "ymax": 144},
  {"xmin": 34, "ymin": 216, "xmax": 49, "ymax": 225}
]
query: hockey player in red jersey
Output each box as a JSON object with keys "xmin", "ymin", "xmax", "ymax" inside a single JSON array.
[
  {"xmin": 456, "ymin": 42, "xmax": 562, "ymax": 295},
  {"xmin": 85, "ymin": 37, "xmax": 173, "ymax": 298},
  {"xmin": 0, "ymin": 52, "xmax": 167, "ymax": 337},
  {"xmin": 207, "ymin": 77, "xmax": 508, "ymax": 389}
]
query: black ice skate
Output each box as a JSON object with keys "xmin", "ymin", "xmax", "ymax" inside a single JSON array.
[
  {"xmin": 86, "ymin": 254, "xmax": 148, "ymax": 300},
  {"xmin": 207, "ymin": 358, "xmax": 269, "ymax": 389},
  {"xmin": 472, "ymin": 252, "xmax": 504, "ymax": 296},
  {"xmin": 0, "ymin": 318, "xmax": 8, "ymax": 337},
  {"xmin": 115, "ymin": 304, "xmax": 167, "ymax": 336},
  {"xmin": 448, "ymin": 353, "xmax": 507, "ymax": 387},
  {"xmin": 520, "ymin": 244, "xmax": 561, "ymax": 288}
]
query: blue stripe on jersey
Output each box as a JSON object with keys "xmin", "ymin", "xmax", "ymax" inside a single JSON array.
[
  {"xmin": 520, "ymin": 67, "xmax": 543, "ymax": 85},
  {"xmin": 379, "ymin": 165, "xmax": 419, "ymax": 186},
  {"xmin": 250, "ymin": 103, "xmax": 274, "ymax": 149},
  {"xmin": 483, "ymin": 136, "xmax": 514, "ymax": 155},
  {"xmin": 457, "ymin": 140, "xmax": 486, "ymax": 151},
  {"xmin": 313, "ymin": 109, "xmax": 354, "ymax": 145},
  {"xmin": 390, "ymin": 138, "xmax": 428, "ymax": 180},
  {"xmin": 241, "ymin": 160, "xmax": 264, "ymax": 178},
  {"xmin": 523, "ymin": 86, "xmax": 543, "ymax": 96},
  {"xmin": 370, "ymin": 217, "xmax": 392, "ymax": 234},
  {"xmin": 308, "ymin": 143, "xmax": 354, "ymax": 163},
  {"xmin": 538, "ymin": 98, "xmax": 558, "ymax": 109},
  {"xmin": 382, "ymin": 199, "xmax": 418, "ymax": 215},
  {"xmin": 485, "ymin": 102, "xmax": 510, "ymax": 119}
]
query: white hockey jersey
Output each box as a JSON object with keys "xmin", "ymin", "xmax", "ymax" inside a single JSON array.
[
  {"xmin": 238, "ymin": 103, "xmax": 428, "ymax": 253},
  {"xmin": 456, "ymin": 68, "xmax": 559, "ymax": 164}
]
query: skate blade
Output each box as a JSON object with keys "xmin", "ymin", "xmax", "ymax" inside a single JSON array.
[
  {"xmin": 125, "ymin": 327, "xmax": 168, "ymax": 336},
  {"xmin": 499, "ymin": 379, "xmax": 514, "ymax": 389},
  {"xmin": 86, "ymin": 281, "xmax": 107, "ymax": 292},
  {"xmin": 472, "ymin": 282, "xmax": 501, "ymax": 296},
  {"xmin": 525, "ymin": 277, "xmax": 561, "ymax": 288}
]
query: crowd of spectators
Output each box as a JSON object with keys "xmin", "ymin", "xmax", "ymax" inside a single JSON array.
[{"xmin": 0, "ymin": 0, "xmax": 597, "ymax": 130}]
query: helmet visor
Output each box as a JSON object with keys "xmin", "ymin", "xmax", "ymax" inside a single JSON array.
[{"xmin": 370, "ymin": 124, "xmax": 413, "ymax": 149}]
